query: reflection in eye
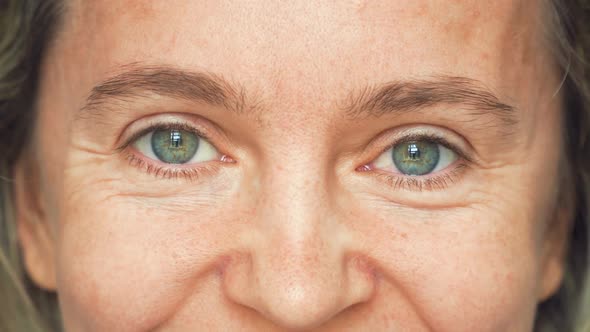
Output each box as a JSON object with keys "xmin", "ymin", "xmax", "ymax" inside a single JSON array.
[
  {"xmin": 132, "ymin": 128, "xmax": 219, "ymax": 164},
  {"xmin": 375, "ymin": 140, "xmax": 458, "ymax": 176}
]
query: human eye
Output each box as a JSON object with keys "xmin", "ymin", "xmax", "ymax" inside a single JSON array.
[
  {"xmin": 374, "ymin": 140, "xmax": 458, "ymax": 176},
  {"xmin": 120, "ymin": 121, "xmax": 233, "ymax": 180},
  {"xmin": 360, "ymin": 130, "xmax": 471, "ymax": 192},
  {"xmin": 133, "ymin": 127, "xmax": 218, "ymax": 165}
]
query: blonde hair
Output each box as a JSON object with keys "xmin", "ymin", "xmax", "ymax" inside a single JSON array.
[
  {"xmin": 0, "ymin": 2, "xmax": 63, "ymax": 330},
  {"xmin": 0, "ymin": 1, "xmax": 588, "ymax": 331}
]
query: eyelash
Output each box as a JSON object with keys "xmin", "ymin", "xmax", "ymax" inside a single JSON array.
[
  {"xmin": 359, "ymin": 133, "xmax": 472, "ymax": 192},
  {"xmin": 123, "ymin": 152, "xmax": 222, "ymax": 181},
  {"xmin": 372, "ymin": 163, "xmax": 470, "ymax": 192},
  {"xmin": 118, "ymin": 121, "xmax": 228, "ymax": 181},
  {"xmin": 119, "ymin": 121, "xmax": 471, "ymax": 191}
]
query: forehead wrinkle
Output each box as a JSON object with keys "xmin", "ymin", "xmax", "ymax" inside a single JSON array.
[{"xmin": 62, "ymin": 2, "xmax": 552, "ymax": 137}]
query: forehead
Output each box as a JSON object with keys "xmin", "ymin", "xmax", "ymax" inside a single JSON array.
[{"xmin": 58, "ymin": 0, "xmax": 549, "ymax": 110}]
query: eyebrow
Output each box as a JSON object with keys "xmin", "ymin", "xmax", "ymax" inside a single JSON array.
[
  {"xmin": 81, "ymin": 64, "xmax": 246, "ymax": 115},
  {"xmin": 343, "ymin": 76, "xmax": 517, "ymax": 126},
  {"xmin": 81, "ymin": 65, "xmax": 517, "ymax": 131}
]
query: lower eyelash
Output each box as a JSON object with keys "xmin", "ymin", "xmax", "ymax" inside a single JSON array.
[
  {"xmin": 125, "ymin": 152, "xmax": 221, "ymax": 181},
  {"xmin": 372, "ymin": 162, "xmax": 469, "ymax": 192}
]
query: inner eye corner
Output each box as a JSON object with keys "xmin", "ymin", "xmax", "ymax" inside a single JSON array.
[
  {"xmin": 220, "ymin": 154, "xmax": 236, "ymax": 163},
  {"xmin": 356, "ymin": 164, "xmax": 372, "ymax": 172}
]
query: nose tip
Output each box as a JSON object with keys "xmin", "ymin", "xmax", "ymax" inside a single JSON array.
[
  {"xmin": 223, "ymin": 249, "xmax": 376, "ymax": 330},
  {"xmin": 253, "ymin": 277, "xmax": 347, "ymax": 329},
  {"xmin": 258, "ymin": 256, "xmax": 375, "ymax": 329}
]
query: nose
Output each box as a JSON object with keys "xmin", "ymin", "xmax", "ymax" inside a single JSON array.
[{"xmin": 222, "ymin": 163, "xmax": 376, "ymax": 330}]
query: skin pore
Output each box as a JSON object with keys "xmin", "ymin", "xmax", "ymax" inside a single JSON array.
[{"xmin": 15, "ymin": 0, "xmax": 572, "ymax": 331}]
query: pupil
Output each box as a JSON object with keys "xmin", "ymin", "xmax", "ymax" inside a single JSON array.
[
  {"xmin": 170, "ymin": 130, "xmax": 182, "ymax": 148},
  {"xmin": 407, "ymin": 143, "xmax": 420, "ymax": 160},
  {"xmin": 392, "ymin": 141, "xmax": 440, "ymax": 176},
  {"xmin": 151, "ymin": 129, "xmax": 199, "ymax": 164}
]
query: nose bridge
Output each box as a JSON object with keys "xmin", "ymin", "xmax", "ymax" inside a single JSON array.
[
  {"xmin": 220, "ymin": 130, "xmax": 375, "ymax": 329},
  {"xmin": 255, "ymin": 120, "xmax": 333, "ymax": 240},
  {"xmin": 256, "ymin": 143, "xmax": 336, "ymax": 290},
  {"xmin": 261, "ymin": 148, "xmax": 328, "ymax": 232},
  {"xmin": 253, "ymin": 151, "xmax": 349, "ymax": 328}
]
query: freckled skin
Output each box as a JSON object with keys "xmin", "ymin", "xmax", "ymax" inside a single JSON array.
[{"xmin": 21, "ymin": 0, "xmax": 569, "ymax": 331}]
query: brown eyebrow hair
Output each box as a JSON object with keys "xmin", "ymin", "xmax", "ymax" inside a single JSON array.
[
  {"xmin": 343, "ymin": 76, "xmax": 517, "ymax": 126},
  {"xmin": 81, "ymin": 64, "xmax": 247, "ymax": 115},
  {"xmin": 80, "ymin": 65, "xmax": 518, "ymax": 133}
]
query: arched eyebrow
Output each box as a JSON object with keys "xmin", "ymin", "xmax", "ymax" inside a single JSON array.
[{"xmin": 79, "ymin": 65, "xmax": 518, "ymax": 134}]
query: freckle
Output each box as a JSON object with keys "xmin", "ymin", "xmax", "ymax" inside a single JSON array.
[
  {"xmin": 356, "ymin": 0, "xmax": 368, "ymax": 15},
  {"xmin": 505, "ymin": 273, "xmax": 514, "ymax": 283},
  {"xmin": 400, "ymin": 232, "xmax": 408, "ymax": 239},
  {"xmin": 416, "ymin": 4, "xmax": 428, "ymax": 16}
]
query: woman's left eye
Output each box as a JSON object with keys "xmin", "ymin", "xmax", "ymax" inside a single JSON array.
[
  {"xmin": 132, "ymin": 128, "xmax": 220, "ymax": 164},
  {"xmin": 373, "ymin": 140, "xmax": 458, "ymax": 176}
]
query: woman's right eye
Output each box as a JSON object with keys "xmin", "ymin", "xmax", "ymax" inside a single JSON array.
[{"xmin": 132, "ymin": 128, "xmax": 220, "ymax": 164}]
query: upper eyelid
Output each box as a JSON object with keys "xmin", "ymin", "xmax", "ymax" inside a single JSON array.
[
  {"xmin": 118, "ymin": 122, "xmax": 211, "ymax": 151},
  {"xmin": 115, "ymin": 114, "xmax": 223, "ymax": 152},
  {"xmin": 379, "ymin": 134, "xmax": 471, "ymax": 163},
  {"xmin": 120, "ymin": 118, "xmax": 475, "ymax": 168},
  {"xmin": 362, "ymin": 127, "xmax": 476, "ymax": 168}
]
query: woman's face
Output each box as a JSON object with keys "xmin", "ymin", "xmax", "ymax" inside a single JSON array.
[{"xmin": 17, "ymin": 0, "xmax": 571, "ymax": 331}]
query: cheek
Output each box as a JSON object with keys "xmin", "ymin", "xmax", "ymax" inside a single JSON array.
[
  {"xmin": 55, "ymin": 191, "xmax": 236, "ymax": 331},
  {"xmin": 355, "ymin": 202, "xmax": 542, "ymax": 332}
]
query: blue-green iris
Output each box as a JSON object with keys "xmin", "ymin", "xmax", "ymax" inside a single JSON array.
[
  {"xmin": 151, "ymin": 129, "xmax": 199, "ymax": 164},
  {"xmin": 392, "ymin": 141, "xmax": 440, "ymax": 176}
]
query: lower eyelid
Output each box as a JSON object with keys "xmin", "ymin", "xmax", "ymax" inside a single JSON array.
[
  {"xmin": 123, "ymin": 149, "xmax": 225, "ymax": 181},
  {"xmin": 372, "ymin": 161, "xmax": 470, "ymax": 192}
]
